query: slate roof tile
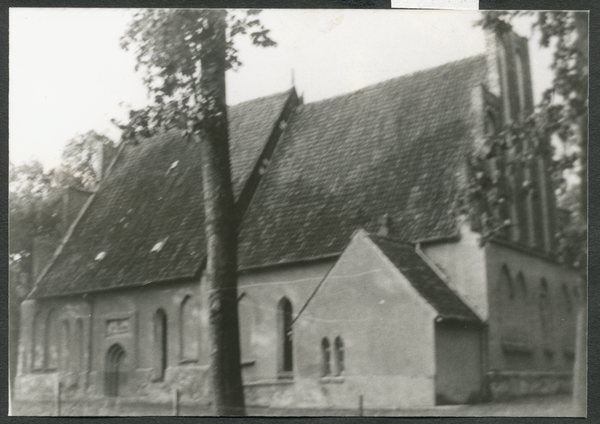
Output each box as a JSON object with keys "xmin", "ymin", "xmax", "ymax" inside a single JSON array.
[
  {"xmin": 31, "ymin": 90, "xmax": 292, "ymax": 298},
  {"xmin": 368, "ymin": 234, "xmax": 479, "ymax": 321},
  {"xmin": 238, "ymin": 55, "xmax": 487, "ymax": 268}
]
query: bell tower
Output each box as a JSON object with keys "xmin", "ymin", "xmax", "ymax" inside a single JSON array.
[{"xmin": 484, "ymin": 28, "xmax": 556, "ymax": 254}]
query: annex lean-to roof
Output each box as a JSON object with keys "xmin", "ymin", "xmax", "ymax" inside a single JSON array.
[
  {"xmin": 32, "ymin": 55, "xmax": 489, "ymax": 298},
  {"xmin": 368, "ymin": 234, "xmax": 480, "ymax": 321},
  {"xmin": 31, "ymin": 90, "xmax": 292, "ymax": 298},
  {"xmin": 238, "ymin": 55, "xmax": 487, "ymax": 268}
]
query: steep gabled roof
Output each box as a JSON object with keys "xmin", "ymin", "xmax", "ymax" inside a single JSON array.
[
  {"xmin": 238, "ymin": 55, "xmax": 488, "ymax": 268},
  {"xmin": 31, "ymin": 90, "xmax": 293, "ymax": 298},
  {"xmin": 368, "ymin": 234, "xmax": 479, "ymax": 321}
]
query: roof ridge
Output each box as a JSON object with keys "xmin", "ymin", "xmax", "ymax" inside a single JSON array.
[
  {"xmin": 229, "ymin": 88, "xmax": 293, "ymax": 108},
  {"xmin": 302, "ymin": 54, "xmax": 487, "ymax": 107}
]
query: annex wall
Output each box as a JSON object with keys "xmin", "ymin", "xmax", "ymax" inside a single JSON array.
[
  {"xmin": 434, "ymin": 321, "xmax": 484, "ymax": 405},
  {"xmin": 422, "ymin": 223, "xmax": 488, "ymax": 320},
  {"xmin": 282, "ymin": 233, "xmax": 438, "ymax": 409},
  {"xmin": 484, "ymin": 240, "xmax": 579, "ymax": 398},
  {"xmin": 236, "ymin": 259, "xmax": 336, "ymax": 385},
  {"xmin": 15, "ymin": 279, "xmax": 213, "ymax": 403}
]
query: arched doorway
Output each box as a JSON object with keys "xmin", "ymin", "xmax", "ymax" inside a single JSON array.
[{"xmin": 105, "ymin": 344, "xmax": 126, "ymax": 397}]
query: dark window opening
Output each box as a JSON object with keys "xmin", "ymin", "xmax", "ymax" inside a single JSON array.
[
  {"xmin": 153, "ymin": 309, "xmax": 167, "ymax": 381},
  {"xmin": 105, "ymin": 343, "xmax": 126, "ymax": 397},
  {"xmin": 60, "ymin": 320, "xmax": 70, "ymax": 373},
  {"xmin": 279, "ymin": 297, "xmax": 294, "ymax": 374},
  {"xmin": 32, "ymin": 312, "xmax": 44, "ymax": 370},
  {"xmin": 46, "ymin": 310, "xmax": 58, "ymax": 370},
  {"xmin": 334, "ymin": 336, "xmax": 345, "ymax": 376},
  {"xmin": 180, "ymin": 296, "xmax": 199, "ymax": 363},
  {"xmin": 321, "ymin": 338, "xmax": 331, "ymax": 376}
]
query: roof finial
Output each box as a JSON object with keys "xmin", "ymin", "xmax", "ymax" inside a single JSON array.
[{"xmin": 291, "ymin": 68, "xmax": 295, "ymax": 88}]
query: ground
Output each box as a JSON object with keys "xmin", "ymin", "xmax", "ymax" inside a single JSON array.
[{"xmin": 10, "ymin": 394, "xmax": 578, "ymax": 417}]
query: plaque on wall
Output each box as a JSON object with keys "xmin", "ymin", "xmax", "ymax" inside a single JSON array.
[{"xmin": 106, "ymin": 318, "xmax": 130, "ymax": 337}]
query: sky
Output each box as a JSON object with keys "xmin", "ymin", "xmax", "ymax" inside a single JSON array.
[{"xmin": 9, "ymin": 8, "xmax": 553, "ymax": 171}]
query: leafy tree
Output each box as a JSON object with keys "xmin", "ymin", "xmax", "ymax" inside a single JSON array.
[
  {"xmin": 474, "ymin": 11, "xmax": 587, "ymax": 268},
  {"xmin": 118, "ymin": 9, "xmax": 276, "ymax": 415},
  {"xmin": 475, "ymin": 11, "xmax": 588, "ymax": 414},
  {"xmin": 9, "ymin": 130, "xmax": 115, "ymax": 393},
  {"xmin": 56, "ymin": 131, "xmax": 116, "ymax": 190}
]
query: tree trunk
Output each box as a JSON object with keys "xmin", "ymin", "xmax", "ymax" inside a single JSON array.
[
  {"xmin": 572, "ymin": 11, "xmax": 588, "ymax": 417},
  {"xmin": 199, "ymin": 9, "xmax": 245, "ymax": 416}
]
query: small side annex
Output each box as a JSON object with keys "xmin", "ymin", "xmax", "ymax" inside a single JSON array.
[{"xmin": 263, "ymin": 230, "xmax": 484, "ymax": 409}]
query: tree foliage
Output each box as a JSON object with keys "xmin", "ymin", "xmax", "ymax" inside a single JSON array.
[
  {"xmin": 118, "ymin": 9, "xmax": 276, "ymax": 415},
  {"xmin": 472, "ymin": 11, "xmax": 587, "ymax": 270},
  {"xmin": 115, "ymin": 9, "xmax": 275, "ymax": 143},
  {"xmin": 9, "ymin": 131, "xmax": 115, "ymax": 267}
]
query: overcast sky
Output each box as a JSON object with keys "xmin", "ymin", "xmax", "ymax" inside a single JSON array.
[{"xmin": 9, "ymin": 8, "xmax": 553, "ymax": 170}]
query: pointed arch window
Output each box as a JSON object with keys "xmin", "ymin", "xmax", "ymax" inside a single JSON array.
[
  {"xmin": 321, "ymin": 338, "xmax": 331, "ymax": 376},
  {"xmin": 515, "ymin": 50, "xmax": 527, "ymax": 116},
  {"xmin": 32, "ymin": 312, "xmax": 45, "ymax": 370},
  {"xmin": 500, "ymin": 265, "xmax": 515, "ymax": 300},
  {"xmin": 539, "ymin": 278, "xmax": 554, "ymax": 349},
  {"xmin": 334, "ymin": 336, "xmax": 345, "ymax": 376},
  {"xmin": 484, "ymin": 111, "xmax": 497, "ymax": 138},
  {"xmin": 60, "ymin": 320, "xmax": 71, "ymax": 373},
  {"xmin": 180, "ymin": 296, "xmax": 200, "ymax": 363},
  {"xmin": 75, "ymin": 318, "xmax": 84, "ymax": 374},
  {"xmin": 46, "ymin": 310, "xmax": 59, "ymax": 370},
  {"xmin": 278, "ymin": 297, "xmax": 294, "ymax": 375},
  {"xmin": 153, "ymin": 309, "xmax": 167, "ymax": 380},
  {"xmin": 238, "ymin": 293, "xmax": 254, "ymax": 363}
]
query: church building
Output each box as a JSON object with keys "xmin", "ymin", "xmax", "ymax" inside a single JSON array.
[{"xmin": 14, "ymin": 28, "xmax": 579, "ymax": 411}]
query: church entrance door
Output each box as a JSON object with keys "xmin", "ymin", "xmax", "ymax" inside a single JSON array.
[{"xmin": 105, "ymin": 344, "xmax": 126, "ymax": 397}]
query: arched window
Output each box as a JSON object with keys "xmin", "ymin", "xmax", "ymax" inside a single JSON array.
[
  {"xmin": 60, "ymin": 320, "xmax": 71, "ymax": 373},
  {"xmin": 500, "ymin": 266, "xmax": 515, "ymax": 300},
  {"xmin": 321, "ymin": 338, "xmax": 331, "ymax": 376},
  {"xmin": 32, "ymin": 312, "xmax": 45, "ymax": 370},
  {"xmin": 153, "ymin": 309, "xmax": 167, "ymax": 381},
  {"xmin": 278, "ymin": 297, "xmax": 294, "ymax": 374},
  {"xmin": 75, "ymin": 318, "xmax": 84, "ymax": 374},
  {"xmin": 515, "ymin": 50, "xmax": 527, "ymax": 116},
  {"xmin": 484, "ymin": 111, "xmax": 497, "ymax": 138},
  {"xmin": 180, "ymin": 296, "xmax": 200, "ymax": 362},
  {"xmin": 334, "ymin": 336, "xmax": 345, "ymax": 376},
  {"xmin": 46, "ymin": 310, "xmax": 59, "ymax": 370},
  {"xmin": 105, "ymin": 343, "xmax": 127, "ymax": 397},
  {"xmin": 238, "ymin": 293, "xmax": 254, "ymax": 363},
  {"xmin": 539, "ymin": 278, "xmax": 553, "ymax": 347}
]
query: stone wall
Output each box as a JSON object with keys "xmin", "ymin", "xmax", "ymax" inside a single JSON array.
[{"xmin": 487, "ymin": 371, "xmax": 572, "ymax": 400}]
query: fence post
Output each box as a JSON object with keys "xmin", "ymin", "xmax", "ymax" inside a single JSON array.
[
  {"xmin": 56, "ymin": 380, "xmax": 62, "ymax": 416},
  {"xmin": 358, "ymin": 394, "xmax": 363, "ymax": 416},
  {"xmin": 172, "ymin": 387, "xmax": 180, "ymax": 416}
]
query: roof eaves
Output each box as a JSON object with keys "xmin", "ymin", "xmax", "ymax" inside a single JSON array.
[{"xmin": 239, "ymin": 253, "xmax": 340, "ymax": 273}]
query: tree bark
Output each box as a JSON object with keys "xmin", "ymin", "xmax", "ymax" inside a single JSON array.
[
  {"xmin": 572, "ymin": 12, "xmax": 588, "ymax": 417},
  {"xmin": 199, "ymin": 9, "xmax": 245, "ymax": 416}
]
